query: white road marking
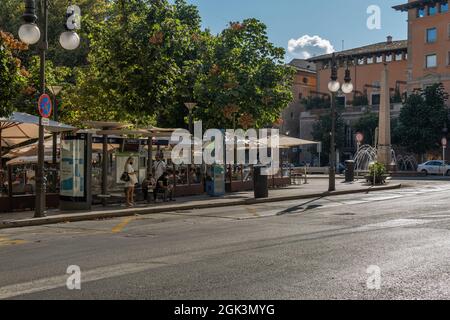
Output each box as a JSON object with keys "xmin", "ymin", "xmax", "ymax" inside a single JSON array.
[
  {"xmin": 1, "ymin": 213, "xmax": 449, "ymax": 299},
  {"xmin": 0, "ymin": 261, "xmax": 168, "ymax": 300}
]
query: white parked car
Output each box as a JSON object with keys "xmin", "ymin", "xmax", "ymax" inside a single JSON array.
[{"xmin": 417, "ymin": 160, "xmax": 450, "ymax": 176}]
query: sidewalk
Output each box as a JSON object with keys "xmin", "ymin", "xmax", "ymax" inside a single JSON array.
[{"xmin": 0, "ymin": 179, "xmax": 401, "ymax": 229}]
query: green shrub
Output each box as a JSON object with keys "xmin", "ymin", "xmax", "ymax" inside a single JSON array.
[
  {"xmin": 368, "ymin": 162, "xmax": 387, "ymax": 185},
  {"xmin": 369, "ymin": 162, "xmax": 386, "ymax": 177}
]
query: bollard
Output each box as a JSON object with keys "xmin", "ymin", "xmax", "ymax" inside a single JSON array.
[
  {"xmin": 345, "ymin": 160, "xmax": 355, "ymax": 182},
  {"xmin": 254, "ymin": 165, "xmax": 269, "ymax": 198}
]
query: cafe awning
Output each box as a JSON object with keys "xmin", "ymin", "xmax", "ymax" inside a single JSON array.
[
  {"xmin": 6, "ymin": 155, "xmax": 55, "ymax": 166},
  {"xmin": 258, "ymin": 134, "xmax": 320, "ymax": 149},
  {"xmin": 0, "ymin": 112, "xmax": 76, "ymax": 148}
]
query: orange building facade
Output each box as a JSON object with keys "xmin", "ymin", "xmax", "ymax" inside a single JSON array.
[
  {"xmin": 394, "ymin": 0, "xmax": 450, "ymax": 96},
  {"xmin": 280, "ymin": 59, "xmax": 316, "ymax": 137},
  {"xmin": 309, "ymin": 39, "xmax": 409, "ymax": 107},
  {"xmin": 282, "ymin": 0, "xmax": 450, "ymax": 165}
]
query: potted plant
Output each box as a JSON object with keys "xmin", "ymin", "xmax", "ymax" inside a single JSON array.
[{"xmin": 367, "ymin": 162, "xmax": 387, "ymax": 185}]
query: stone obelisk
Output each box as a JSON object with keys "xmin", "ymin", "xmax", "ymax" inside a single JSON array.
[{"xmin": 377, "ymin": 63, "xmax": 391, "ymax": 168}]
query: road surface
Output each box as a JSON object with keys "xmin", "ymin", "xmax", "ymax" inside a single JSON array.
[{"xmin": 0, "ymin": 180, "xmax": 449, "ymax": 300}]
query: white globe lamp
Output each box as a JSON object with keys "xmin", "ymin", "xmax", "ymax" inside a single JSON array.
[
  {"xmin": 18, "ymin": 23, "xmax": 41, "ymax": 45},
  {"xmin": 59, "ymin": 31, "xmax": 80, "ymax": 50}
]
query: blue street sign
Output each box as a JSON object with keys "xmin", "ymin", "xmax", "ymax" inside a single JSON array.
[{"xmin": 38, "ymin": 94, "xmax": 52, "ymax": 118}]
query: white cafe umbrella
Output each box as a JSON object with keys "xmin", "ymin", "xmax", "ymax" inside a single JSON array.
[
  {"xmin": 258, "ymin": 134, "xmax": 319, "ymax": 149},
  {"xmin": 3, "ymin": 138, "xmax": 56, "ymax": 158},
  {"xmin": 6, "ymin": 155, "xmax": 55, "ymax": 166},
  {"xmin": 0, "ymin": 112, "xmax": 76, "ymax": 148}
]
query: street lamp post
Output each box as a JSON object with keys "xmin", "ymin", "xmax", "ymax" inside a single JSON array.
[
  {"xmin": 48, "ymin": 85, "xmax": 63, "ymax": 165},
  {"xmin": 19, "ymin": 0, "xmax": 80, "ymax": 217},
  {"xmin": 184, "ymin": 103, "xmax": 197, "ymax": 185},
  {"xmin": 184, "ymin": 102, "xmax": 197, "ymax": 135},
  {"xmin": 327, "ymin": 53, "xmax": 353, "ymax": 192}
]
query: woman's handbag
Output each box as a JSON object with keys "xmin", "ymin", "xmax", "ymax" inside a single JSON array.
[{"xmin": 120, "ymin": 171, "xmax": 130, "ymax": 182}]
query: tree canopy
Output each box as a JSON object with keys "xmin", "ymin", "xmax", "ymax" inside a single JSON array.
[
  {"xmin": 396, "ymin": 83, "xmax": 449, "ymax": 155},
  {"xmin": 0, "ymin": 30, "xmax": 28, "ymax": 118},
  {"xmin": 1, "ymin": 0, "xmax": 294, "ymax": 130}
]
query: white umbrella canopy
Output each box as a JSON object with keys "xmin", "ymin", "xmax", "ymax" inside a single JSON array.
[
  {"xmin": 0, "ymin": 112, "xmax": 76, "ymax": 148},
  {"xmin": 6, "ymin": 155, "xmax": 55, "ymax": 166},
  {"xmin": 8, "ymin": 112, "xmax": 76, "ymax": 133},
  {"xmin": 257, "ymin": 134, "xmax": 319, "ymax": 149},
  {"xmin": 4, "ymin": 139, "xmax": 117, "ymax": 159},
  {"xmin": 0, "ymin": 119, "xmax": 39, "ymax": 148},
  {"xmin": 3, "ymin": 138, "xmax": 56, "ymax": 158}
]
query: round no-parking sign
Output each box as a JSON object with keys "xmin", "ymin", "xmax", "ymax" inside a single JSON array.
[{"xmin": 38, "ymin": 94, "xmax": 52, "ymax": 119}]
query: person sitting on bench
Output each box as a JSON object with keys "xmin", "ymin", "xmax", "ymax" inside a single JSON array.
[
  {"xmin": 154, "ymin": 172, "xmax": 174, "ymax": 202},
  {"xmin": 142, "ymin": 173, "xmax": 156, "ymax": 202}
]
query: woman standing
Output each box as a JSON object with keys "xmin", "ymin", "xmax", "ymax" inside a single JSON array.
[{"xmin": 124, "ymin": 157, "xmax": 138, "ymax": 207}]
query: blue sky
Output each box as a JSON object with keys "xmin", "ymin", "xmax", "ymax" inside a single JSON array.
[{"xmin": 184, "ymin": 0, "xmax": 408, "ymax": 61}]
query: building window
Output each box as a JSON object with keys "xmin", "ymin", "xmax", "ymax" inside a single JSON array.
[
  {"xmin": 358, "ymin": 58, "xmax": 365, "ymax": 65},
  {"xmin": 386, "ymin": 54, "xmax": 393, "ymax": 62},
  {"xmin": 441, "ymin": 2, "xmax": 449, "ymax": 13},
  {"xmin": 426, "ymin": 54, "xmax": 437, "ymax": 68},
  {"xmin": 417, "ymin": 7, "xmax": 426, "ymax": 17},
  {"xmin": 395, "ymin": 53, "xmax": 403, "ymax": 61},
  {"xmin": 427, "ymin": 28, "xmax": 437, "ymax": 43},
  {"xmin": 371, "ymin": 94, "xmax": 381, "ymax": 106},
  {"xmin": 376, "ymin": 56, "xmax": 383, "ymax": 63},
  {"xmin": 428, "ymin": 5, "xmax": 437, "ymax": 16},
  {"xmin": 367, "ymin": 57, "xmax": 374, "ymax": 64}
]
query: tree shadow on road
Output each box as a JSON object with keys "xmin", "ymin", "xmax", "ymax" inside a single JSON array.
[{"xmin": 276, "ymin": 197, "xmax": 324, "ymax": 216}]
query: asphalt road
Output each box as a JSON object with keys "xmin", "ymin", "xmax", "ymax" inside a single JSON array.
[{"xmin": 0, "ymin": 180, "xmax": 449, "ymax": 300}]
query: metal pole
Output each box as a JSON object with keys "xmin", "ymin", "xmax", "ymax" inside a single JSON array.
[
  {"xmin": 188, "ymin": 110, "xmax": 193, "ymax": 186},
  {"xmin": 147, "ymin": 135, "xmax": 153, "ymax": 177},
  {"xmin": 0, "ymin": 128, "xmax": 3, "ymax": 172},
  {"xmin": 443, "ymin": 146, "xmax": 446, "ymax": 177},
  {"xmin": 329, "ymin": 92, "xmax": 336, "ymax": 192},
  {"xmin": 101, "ymin": 134, "xmax": 108, "ymax": 206},
  {"xmin": 35, "ymin": 0, "xmax": 48, "ymax": 218},
  {"xmin": 189, "ymin": 110, "xmax": 193, "ymax": 136},
  {"xmin": 52, "ymin": 94, "xmax": 57, "ymax": 165},
  {"xmin": 304, "ymin": 164, "xmax": 308, "ymax": 184},
  {"xmin": 0, "ymin": 129, "xmax": 3, "ymax": 192}
]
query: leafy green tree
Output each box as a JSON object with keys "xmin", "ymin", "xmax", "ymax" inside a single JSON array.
[
  {"xmin": 353, "ymin": 111, "xmax": 378, "ymax": 146},
  {"xmin": 2, "ymin": 1, "xmax": 294, "ymax": 129},
  {"xmin": 17, "ymin": 56, "xmax": 72, "ymax": 116},
  {"xmin": 154, "ymin": 0, "xmax": 213, "ymax": 128},
  {"xmin": 193, "ymin": 19, "xmax": 294, "ymax": 129},
  {"xmin": 311, "ymin": 112, "xmax": 345, "ymax": 166},
  {"xmin": 63, "ymin": 0, "xmax": 203, "ymax": 126},
  {"xmin": 0, "ymin": 30, "xmax": 27, "ymax": 117},
  {"xmin": 396, "ymin": 83, "xmax": 449, "ymax": 156}
]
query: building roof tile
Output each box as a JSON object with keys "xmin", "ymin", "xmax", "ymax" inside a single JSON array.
[
  {"xmin": 288, "ymin": 59, "xmax": 317, "ymax": 73},
  {"xmin": 393, "ymin": 0, "xmax": 442, "ymax": 12},
  {"xmin": 307, "ymin": 40, "xmax": 408, "ymax": 62}
]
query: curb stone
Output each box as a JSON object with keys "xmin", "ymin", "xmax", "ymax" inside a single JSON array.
[{"xmin": 0, "ymin": 184, "xmax": 402, "ymax": 229}]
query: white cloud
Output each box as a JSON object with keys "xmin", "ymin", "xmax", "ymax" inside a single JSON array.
[{"xmin": 287, "ymin": 35, "xmax": 335, "ymax": 59}]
